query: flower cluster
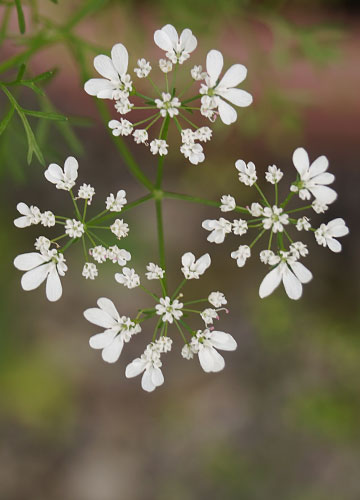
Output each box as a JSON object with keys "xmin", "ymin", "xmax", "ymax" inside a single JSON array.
[
  {"xmin": 13, "ymin": 157, "xmax": 132, "ymax": 300},
  {"xmin": 202, "ymin": 147, "xmax": 349, "ymax": 300},
  {"xmin": 84, "ymin": 24, "xmax": 253, "ymax": 165},
  {"xmin": 84, "ymin": 252, "xmax": 236, "ymax": 392}
]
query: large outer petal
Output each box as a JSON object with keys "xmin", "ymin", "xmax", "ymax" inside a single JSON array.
[
  {"xmin": 102, "ymin": 336, "xmax": 124, "ymax": 363},
  {"xmin": 141, "ymin": 368, "xmax": 156, "ymax": 392},
  {"xmin": 83, "ymin": 307, "xmax": 117, "ymax": 329},
  {"xmin": 309, "ymin": 185, "xmax": 337, "ymax": 205},
  {"xmin": 21, "ymin": 263, "xmax": 51, "ymax": 291},
  {"xmin": 211, "ymin": 331, "xmax": 237, "ymax": 351},
  {"xmin": 151, "ymin": 366, "xmax": 164, "ymax": 388},
  {"xmin": 14, "ymin": 252, "xmax": 48, "ymax": 271},
  {"xmin": 181, "ymin": 252, "xmax": 195, "ymax": 269},
  {"xmin": 219, "ymin": 64, "xmax": 247, "ymax": 88},
  {"xmin": 180, "ymin": 28, "xmax": 197, "ymax": 53},
  {"xmin": 282, "ymin": 267, "xmax": 302, "ymax": 300},
  {"xmin": 97, "ymin": 297, "xmax": 120, "ymax": 322},
  {"xmin": 290, "ymin": 261, "xmax": 313, "ymax": 284},
  {"xmin": 206, "ymin": 50, "xmax": 223, "ymax": 87},
  {"xmin": 308, "ymin": 155, "xmax": 329, "ymax": 177},
  {"xmin": 217, "ymin": 98, "xmax": 237, "ymax": 125},
  {"xmin": 312, "ymin": 172, "xmax": 334, "ymax": 185},
  {"xmin": 111, "ymin": 43, "xmax": 128, "ymax": 75},
  {"xmin": 16, "ymin": 202, "xmax": 30, "ymax": 216},
  {"xmin": 89, "ymin": 330, "xmax": 117, "ymax": 349},
  {"xmin": 93, "ymin": 54, "xmax": 118, "ymax": 81},
  {"xmin": 125, "ymin": 358, "xmax": 146, "ymax": 378},
  {"xmin": 64, "ymin": 156, "xmax": 78, "ymax": 182},
  {"xmin": 154, "ymin": 29, "xmax": 173, "ymax": 52},
  {"xmin": 218, "ymin": 88, "xmax": 253, "ymax": 107},
  {"xmin": 14, "ymin": 216, "xmax": 30, "ymax": 228},
  {"xmin": 195, "ymin": 253, "xmax": 211, "ymax": 274},
  {"xmin": 44, "ymin": 163, "xmax": 63, "ymax": 184},
  {"xmin": 327, "ymin": 218, "xmax": 349, "ymax": 237},
  {"xmin": 235, "ymin": 159, "xmax": 246, "ymax": 173},
  {"xmin": 84, "ymin": 78, "xmax": 114, "ymax": 97},
  {"xmin": 198, "ymin": 346, "xmax": 225, "ymax": 373},
  {"xmin": 327, "ymin": 238, "xmax": 342, "ymax": 253},
  {"xmin": 292, "ymin": 147, "xmax": 310, "ymax": 178},
  {"xmin": 46, "ymin": 265, "xmax": 62, "ymax": 302},
  {"xmin": 259, "ymin": 266, "xmax": 282, "ymax": 298}
]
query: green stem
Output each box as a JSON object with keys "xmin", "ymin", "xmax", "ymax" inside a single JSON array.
[
  {"xmin": 164, "ymin": 191, "xmax": 248, "ymax": 213},
  {"xmin": 174, "ymin": 319, "xmax": 188, "ymax": 344},
  {"xmin": 249, "ymin": 229, "xmax": 266, "ymax": 249},
  {"xmin": 81, "ymin": 235, "xmax": 88, "ymax": 261},
  {"xmin": 183, "ymin": 298, "xmax": 208, "ymax": 306},
  {"xmin": 268, "ymin": 229, "xmax": 273, "ymax": 251},
  {"xmin": 280, "ymin": 191, "xmax": 295, "ymax": 209},
  {"xmin": 286, "ymin": 205, "xmax": 312, "ymax": 214},
  {"xmin": 140, "ymin": 284, "xmax": 159, "ymax": 301},
  {"xmin": 59, "ymin": 238, "xmax": 76, "ymax": 253},
  {"xmin": 92, "ymin": 194, "xmax": 153, "ymax": 225},
  {"xmin": 178, "ymin": 111, "xmax": 198, "ymax": 129},
  {"xmin": 181, "ymin": 94, "xmax": 201, "ymax": 105},
  {"xmin": 70, "ymin": 189, "xmax": 82, "ymax": 219},
  {"xmin": 171, "ymin": 278, "xmax": 187, "ymax": 300},
  {"xmin": 254, "ymin": 183, "xmax": 271, "ymax": 207},
  {"xmin": 152, "ymin": 318, "xmax": 162, "ymax": 342},
  {"xmin": 275, "ymin": 182, "xmax": 278, "ymax": 206},
  {"xmin": 155, "ymin": 199, "xmax": 167, "ymax": 292}
]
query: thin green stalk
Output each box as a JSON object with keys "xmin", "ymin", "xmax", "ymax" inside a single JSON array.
[
  {"xmin": 155, "ymin": 116, "xmax": 170, "ymax": 188},
  {"xmin": 254, "ymin": 183, "xmax": 271, "ymax": 207},
  {"xmin": 286, "ymin": 205, "xmax": 312, "ymax": 214},
  {"xmin": 134, "ymin": 91, "xmax": 155, "ymax": 102},
  {"xmin": 81, "ymin": 235, "xmax": 88, "ymax": 261},
  {"xmin": 132, "ymin": 112, "xmax": 159, "ymax": 127},
  {"xmin": 140, "ymin": 284, "xmax": 160, "ymax": 301},
  {"xmin": 280, "ymin": 191, "xmax": 295, "ymax": 208},
  {"xmin": 155, "ymin": 199, "xmax": 167, "ymax": 291},
  {"xmin": 275, "ymin": 182, "xmax": 278, "ymax": 206},
  {"xmin": 51, "ymin": 234, "xmax": 67, "ymax": 243},
  {"xmin": 174, "ymin": 319, "xmax": 188, "ymax": 344},
  {"xmin": 59, "ymin": 238, "xmax": 76, "ymax": 253},
  {"xmin": 181, "ymin": 93, "xmax": 201, "ymax": 105},
  {"xmin": 147, "ymin": 76, "xmax": 162, "ymax": 97},
  {"xmin": 144, "ymin": 114, "xmax": 161, "ymax": 131},
  {"xmin": 179, "ymin": 318, "xmax": 194, "ymax": 335},
  {"xmin": 171, "ymin": 278, "xmax": 186, "ymax": 300},
  {"xmin": 70, "ymin": 189, "xmax": 82, "ymax": 219},
  {"xmin": 91, "ymin": 194, "xmax": 153, "ymax": 225},
  {"xmin": 86, "ymin": 229, "xmax": 108, "ymax": 247},
  {"xmin": 249, "ymin": 229, "xmax": 266, "ymax": 249},
  {"xmin": 283, "ymin": 228, "xmax": 294, "ymax": 244},
  {"xmin": 163, "ymin": 191, "xmax": 248, "ymax": 213},
  {"xmin": 178, "ymin": 111, "xmax": 198, "ymax": 129},
  {"xmin": 82, "ymin": 199, "xmax": 88, "ymax": 223},
  {"xmin": 183, "ymin": 308, "xmax": 201, "ymax": 314},
  {"xmin": 183, "ymin": 298, "xmax": 208, "ymax": 306},
  {"xmin": 268, "ymin": 229, "xmax": 273, "ymax": 250}
]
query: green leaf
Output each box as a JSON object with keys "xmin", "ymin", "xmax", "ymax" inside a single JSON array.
[
  {"xmin": 0, "ymin": 107, "xmax": 15, "ymax": 135},
  {"xmin": 14, "ymin": 0, "xmax": 26, "ymax": 34},
  {"xmin": 30, "ymin": 69, "xmax": 56, "ymax": 83},
  {"xmin": 21, "ymin": 81, "xmax": 45, "ymax": 96},
  {"xmin": 16, "ymin": 63, "xmax": 26, "ymax": 82},
  {"xmin": 24, "ymin": 109, "xmax": 68, "ymax": 121}
]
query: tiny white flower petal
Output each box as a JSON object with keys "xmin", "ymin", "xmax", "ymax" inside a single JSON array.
[
  {"xmin": 309, "ymin": 185, "xmax": 337, "ymax": 205},
  {"xmin": 211, "ymin": 331, "xmax": 237, "ymax": 351},
  {"xmin": 111, "ymin": 43, "xmax": 128, "ymax": 75},
  {"xmin": 217, "ymin": 98, "xmax": 237, "ymax": 125},
  {"xmin": 83, "ymin": 308, "xmax": 117, "ymax": 329},
  {"xmin": 199, "ymin": 346, "xmax": 225, "ymax": 373},
  {"xmin": 21, "ymin": 263, "xmax": 51, "ymax": 291},
  {"xmin": 84, "ymin": 78, "xmax": 114, "ymax": 97},
  {"xmin": 292, "ymin": 147, "xmax": 310, "ymax": 177},
  {"xmin": 141, "ymin": 368, "xmax": 156, "ymax": 392},
  {"xmin": 219, "ymin": 88, "xmax": 253, "ymax": 107},
  {"xmin": 63, "ymin": 156, "xmax": 78, "ymax": 181},
  {"xmin": 14, "ymin": 252, "xmax": 47, "ymax": 271},
  {"xmin": 282, "ymin": 266, "xmax": 302, "ymax": 300},
  {"xmin": 102, "ymin": 336, "xmax": 124, "ymax": 363},
  {"xmin": 89, "ymin": 331, "xmax": 117, "ymax": 349},
  {"xmin": 46, "ymin": 265, "xmax": 63, "ymax": 302},
  {"xmin": 125, "ymin": 358, "xmax": 146, "ymax": 378},
  {"xmin": 94, "ymin": 54, "xmax": 118, "ymax": 81},
  {"xmin": 308, "ymin": 155, "xmax": 329, "ymax": 177},
  {"xmin": 290, "ymin": 261, "xmax": 313, "ymax": 284},
  {"xmin": 219, "ymin": 64, "xmax": 247, "ymax": 88},
  {"xmin": 151, "ymin": 366, "xmax": 164, "ymax": 387},
  {"xmin": 97, "ymin": 297, "xmax": 120, "ymax": 322},
  {"xmin": 206, "ymin": 49, "xmax": 224, "ymax": 87}
]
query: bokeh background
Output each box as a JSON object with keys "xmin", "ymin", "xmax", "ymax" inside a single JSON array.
[{"xmin": 1, "ymin": 1, "xmax": 360, "ymax": 499}]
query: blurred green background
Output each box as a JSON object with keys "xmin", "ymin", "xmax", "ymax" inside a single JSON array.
[{"xmin": 0, "ymin": 0, "xmax": 359, "ymax": 499}]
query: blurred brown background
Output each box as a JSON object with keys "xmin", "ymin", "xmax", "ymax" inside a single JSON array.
[{"xmin": 0, "ymin": 1, "xmax": 360, "ymax": 499}]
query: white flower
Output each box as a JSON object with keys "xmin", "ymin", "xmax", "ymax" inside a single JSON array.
[
  {"xmin": 180, "ymin": 142, "xmax": 205, "ymax": 165},
  {"xmin": 159, "ymin": 58, "xmax": 173, "ymax": 73},
  {"xmin": 200, "ymin": 49, "xmax": 252, "ymax": 125},
  {"xmin": 190, "ymin": 329, "xmax": 237, "ymax": 373},
  {"xmin": 115, "ymin": 98, "xmax": 133, "ymax": 115},
  {"xmin": 191, "ymin": 65, "xmax": 207, "ymax": 81},
  {"xmin": 40, "ymin": 211, "xmax": 55, "ymax": 227},
  {"xmin": 262, "ymin": 206, "xmax": 289, "ymax": 233},
  {"xmin": 115, "ymin": 267, "xmax": 140, "ymax": 288},
  {"xmin": 90, "ymin": 245, "xmax": 107, "ymax": 263},
  {"xmin": 315, "ymin": 218, "xmax": 349, "ymax": 253},
  {"xmin": 134, "ymin": 58, "xmax": 151, "ymax": 78},
  {"xmin": 181, "ymin": 252, "xmax": 211, "ymax": 279},
  {"xmin": 108, "ymin": 119, "xmax": 133, "ymax": 136},
  {"xmin": 201, "ymin": 308, "xmax": 218, "ymax": 325},
  {"xmin": 202, "ymin": 217, "xmax": 232, "ymax": 244},
  {"xmin": 106, "ymin": 190, "xmax": 127, "ymax": 211},
  {"xmin": 265, "ymin": 165, "xmax": 283, "ymax": 184},
  {"xmin": 44, "ymin": 156, "xmax": 78, "ymax": 191},
  {"xmin": 181, "ymin": 344, "xmax": 194, "ymax": 360},
  {"xmin": 155, "ymin": 296, "xmax": 183, "ymax": 324},
  {"xmin": 78, "ymin": 183, "xmax": 95, "ymax": 205},
  {"xmin": 259, "ymin": 252, "xmax": 313, "ymax": 300},
  {"xmin": 235, "ymin": 160, "xmax": 257, "ymax": 186},
  {"xmin": 181, "ymin": 128, "xmax": 196, "ymax": 144},
  {"xmin": 312, "ymin": 200, "xmax": 328, "ymax": 214},
  {"xmin": 34, "ymin": 236, "xmax": 51, "ymax": 253},
  {"xmin": 106, "ymin": 246, "xmax": 131, "ymax": 266},
  {"xmin": 231, "ymin": 245, "xmax": 251, "ymax": 267},
  {"xmin": 200, "ymin": 95, "xmax": 218, "ymax": 121},
  {"xmin": 154, "ymin": 24, "xmax": 197, "ymax": 64},
  {"xmin": 155, "ymin": 92, "xmax": 181, "ymax": 118},
  {"xmin": 14, "ymin": 248, "xmax": 67, "ymax": 302},
  {"xmin": 296, "ymin": 216, "xmax": 311, "ymax": 231},
  {"xmin": 125, "ymin": 342, "xmax": 164, "ymax": 392},
  {"xmin": 133, "ymin": 129, "xmax": 148, "ymax": 144},
  {"xmin": 150, "ymin": 139, "xmax": 168, "ymax": 156},
  {"xmin": 14, "ymin": 203, "xmax": 41, "ymax": 227},
  {"xmin": 82, "ymin": 262, "xmax": 98, "ymax": 280},
  {"xmin": 65, "ymin": 218, "xmax": 84, "ymax": 238},
  {"xmin": 208, "ymin": 291, "xmax": 227, "ymax": 308},
  {"xmin": 110, "ymin": 219, "xmax": 129, "ymax": 239},
  {"xmin": 291, "ymin": 147, "xmax": 337, "ymax": 205},
  {"xmin": 146, "ymin": 263, "xmax": 165, "ymax": 280},
  {"xmin": 248, "ymin": 202, "xmax": 263, "ymax": 217},
  {"xmin": 84, "ymin": 297, "xmax": 140, "ymax": 363},
  {"xmin": 259, "ymin": 250, "xmax": 280, "ymax": 266},
  {"xmin": 232, "ymin": 219, "xmax": 248, "ymax": 236},
  {"xmin": 84, "ymin": 43, "xmax": 132, "ymax": 100},
  {"xmin": 290, "ymin": 241, "xmax": 309, "ymax": 259},
  {"xmin": 195, "ymin": 126, "xmax": 212, "ymax": 142},
  {"xmin": 156, "ymin": 336, "xmax": 173, "ymax": 353},
  {"xmin": 220, "ymin": 195, "xmax": 236, "ymax": 212}
]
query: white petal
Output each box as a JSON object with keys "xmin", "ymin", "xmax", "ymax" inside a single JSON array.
[
  {"xmin": 219, "ymin": 64, "xmax": 247, "ymax": 88},
  {"xmin": 206, "ymin": 49, "xmax": 223, "ymax": 87},
  {"xmin": 327, "ymin": 238, "xmax": 342, "ymax": 253},
  {"xmin": 259, "ymin": 266, "xmax": 282, "ymax": 298},
  {"xmin": 162, "ymin": 24, "xmax": 179, "ymax": 45},
  {"xmin": 290, "ymin": 261, "xmax": 313, "ymax": 284},
  {"xmin": 211, "ymin": 331, "xmax": 237, "ymax": 351},
  {"xmin": 16, "ymin": 202, "xmax": 30, "ymax": 216},
  {"xmin": 14, "ymin": 252, "xmax": 48, "ymax": 271},
  {"xmin": 292, "ymin": 147, "xmax": 310, "ymax": 178},
  {"xmin": 312, "ymin": 172, "xmax": 334, "ymax": 185},
  {"xmin": 97, "ymin": 297, "xmax": 120, "ymax": 322},
  {"xmin": 235, "ymin": 159, "xmax": 246, "ymax": 173},
  {"xmin": 102, "ymin": 336, "xmax": 124, "ymax": 363},
  {"xmin": 179, "ymin": 28, "xmax": 197, "ymax": 53},
  {"xmin": 94, "ymin": 54, "xmax": 118, "ymax": 81},
  {"xmin": 195, "ymin": 253, "xmax": 211, "ymax": 274},
  {"xmin": 151, "ymin": 366, "xmax": 164, "ymax": 388},
  {"xmin": 111, "ymin": 43, "xmax": 128, "ymax": 75},
  {"xmin": 44, "ymin": 163, "xmax": 63, "ymax": 184},
  {"xmin": 83, "ymin": 308, "xmax": 117, "ymax": 329},
  {"xmin": 181, "ymin": 252, "xmax": 195, "ymax": 269},
  {"xmin": 282, "ymin": 267, "xmax": 302, "ymax": 300},
  {"xmin": 217, "ymin": 98, "xmax": 237, "ymax": 125},
  {"xmin": 125, "ymin": 358, "xmax": 146, "ymax": 378},
  {"xmin": 327, "ymin": 218, "xmax": 349, "ymax": 237},
  {"xmin": 308, "ymin": 155, "xmax": 329, "ymax": 177},
  {"xmin": 89, "ymin": 330, "xmax": 117, "ymax": 349},
  {"xmin": 199, "ymin": 346, "xmax": 225, "ymax": 373},
  {"xmin": 309, "ymin": 185, "xmax": 337, "ymax": 205},
  {"xmin": 14, "ymin": 216, "xmax": 31, "ymax": 228},
  {"xmin": 21, "ymin": 263, "xmax": 51, "ymax": 291},
  {"xmin": 84, "ymin": 78, "xmax": 114, "ymax": 97},
  {"xmin": 141, "ymin": 368, "xmax": 156, "ymax": 392},
  {"xmin": 46, "ymin": 265, "xmax": 62, "ymax": 302},
  {"xmin": 218, "ymin": 88, "xmax": 253, "ymax": 108},
  {"xmin": 64, "ymin": 156, "xmax": 78, "ymax": 181},
  {"xmin": 154, "ymin": 29, "xmax": 173, "ymax": 52}
]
